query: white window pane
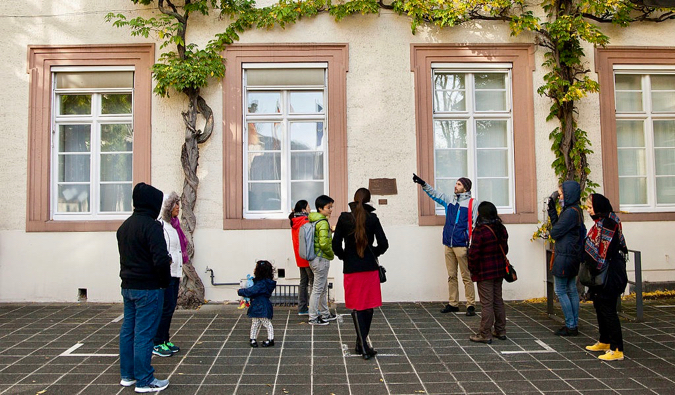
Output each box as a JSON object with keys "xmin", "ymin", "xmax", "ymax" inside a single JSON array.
[
  {"xmin": 248, "ymin": 122, "xmax": 281, "ymax": 150},
  {"xmin": 617, "ymin": 148, "xmax": 646, "ymax": 176},
  {"xmin": 654, "ymin": 120, "xmax": 675, "ymax": 147},
  {"xmin": 656, "ymin": 177, "xmax": 675, "ymax": 204},
  {"xmin": 655, "ymin": 148, "xmax": 675, "ymax": 176},
  {"xmin": 476, "ymin": 120, "xmax": 507, "ymax": 148},
  {"xmin": 477, "ymin": 150, "xmax": 508, "ymax": 177},
  {"xmin": 248, "ymin": 183, "xmax": 281, "ymax": 211},
  {"xmin": 615, "ymin": 74, "xmax": 641, "ymax": 90},
  {"xmin": 56, "ymin": 71, "xmax": 133, "ymax": 89},
  {"xmin": 101, "ymin": 153, "xmax": 132, "ymax": 182},
  {"xmin": 291, "ymin": 152, "xmax": 324, "ymax": 180},
  {"xmin": 477, "ymin": 178, "xmax": 509, "ymax": 206},
  {"xmin": 475, "ymin": 73, "xmax": 506, "ymax": 89},
  {"xmin": 59, "ymin": 125, "xmax": 91, "ymax": 152},
  {"xmin": 57, "ymin": 184, "xmax": 90, "ymax": 212},
  {"xmin": 434, "ymin": 91, "xmax": 466, "ymax": 112},
  {"xmin": 615, "ymin": 92, "xmax": 643, "ymax": 112},
  {"xmin": 58, "ymin": 154, "xmax": 90, "ymax": 182},
  {"xmin": 291, "ymin": 122, "xmax": 324, "ymax": 150},
  {"xmin": 289, "ymin": 92, "xmax": 324, "ymax": 114},
  {"xmin": 616, "ymin": 120, "xmax": 644, "ymax": 147},
  {"xmin": 101, "ymin": 94, "xmax": 132, "ymax": 114},
  {"xmin": 475, "ymin": 91, "xmax": 506, "ymax": 111},
  {"xmin": 59, "ymin": 95, "xmax": 91, "ymax": 115},
  {"xmin": 435, "ymin": 179, "xmax": 457, "ymax": 203},
  {"xmin": 246, "ymin": 69, "xmax": 324, "ymax": 86},
  {"xmin": 248, "ymin": 153, "xmax": 281, "ymax": 181},
  {"xmin": 619, "ymin": 177, "xmax": 647, "ymax": 205},
  {"xmin": 247, "ymin": 92, "xmax": 280, "ymax": 114},
  {"xmin": 436, "ymin": 149, "xmax": 467, "ymax": 178},
  {"xmin": 291, "ymin": 181, "xmax": 324, "ymax": 208},
  {"xmin": 651, "ymin": 91, "xmax": 675, "ymax": 112},
  {"xmin": 100, "ymin": 183, "xmax": 132, "ymax": 212},
  {"xmin": 434, "ymin": 121, "xmax": 466, "ymax": 149},
  {"xmin": 651, "ymin": 75, "xmax": 675, "ymax": 90},
  {"xmin": 434, "ymin": 73, "xmax": 465, "ymax": 90},
  {"xmin": 101, "ymin": 124, "xmax": 133, "ymax": 152}
]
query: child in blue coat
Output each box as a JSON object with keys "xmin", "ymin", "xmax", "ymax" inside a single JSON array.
[{"xmin": 238, "ymin": 260, "xmax": 277, "ymax": 347}]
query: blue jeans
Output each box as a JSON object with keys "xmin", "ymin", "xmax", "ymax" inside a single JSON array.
[
  {"xmin": 554, "ymin": 276, "xmax": 579, "ymax": 329},
  {"xmin": 120, "ymin": 288, "xmax": 163, "ymax": 387},
  {"xmin": 154, "ymin": 277, "xmax": 179, "ymax": 345}
]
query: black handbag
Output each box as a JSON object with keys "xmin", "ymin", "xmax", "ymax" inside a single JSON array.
[
  {"xmin": 579, "ymin": 261, "xmax": 608, "ymax": 287},
  {"xmin": 486, "ymin": 226, "xmax": 517, "ymax": 282},
  {"xmin": 378, "ymin": 265, "xmax": 387, "ymax": 283}
]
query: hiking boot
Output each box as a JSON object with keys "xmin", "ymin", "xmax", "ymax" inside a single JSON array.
[
  {"xmin": 165, "ymin": 341, "xmax": 179, "ymax": 353},
  {"xmin": 309, "ymin": 317, "xmax": 329, "ymax": 326},
  {"xmin": 586, "ymin": 342, "xmax": 610, "ymax": 352},
  {"xmin": 469, "ymin": 334, "xmax": 492, "ymax": 344},
  {"xmin": 492, "ymin": 331, "xmax": 507, "ymax": 341},
  {"xmin": 466, "ymin": 306, "xmax": 476, "ymax": 316},
  {"xmin": 120, "ymin": 378, "xmax": 136, "ymax": 387},
  {"xmin": 598, "ymin": 349, "xmax": 624, "ymax": 361},
  {"xmin": 152, "ymin": 343, "xmax": 172, "ymax": 357},
  {"xmin": 135, "ymin": 378, "xmax": 169, "ymax": 393},
  {"xmin": 554, "ymin": 326, "xmax": 578, "ymax": 336},
  {"xmin": 261, "ymin": 339, "xmax": 275, "ymax": 347},
  {"xmin": 440, "ymin": 304, "xmax": 460, "ymax": 314},
  {"xmin": 323, "ymin": 313, "xmax": 338, "ymax": 322}
]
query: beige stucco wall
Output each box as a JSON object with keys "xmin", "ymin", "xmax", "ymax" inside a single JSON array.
[{"xmin": 0, "ymin": 1, "xmax": 674, "ymax": 302}]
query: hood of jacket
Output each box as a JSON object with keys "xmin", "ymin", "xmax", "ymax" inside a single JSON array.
[
  {"xmin": 308, "ymin": 212, "xmax": 327, "ymax": 222},
  {"xmin": 132, "ymin": 183, "xmax": 163, "ymax": 219},
  {"xmin": 456, "ymin": 191, "xmax": 472, "ymax": 203},
  {"xmin": 562, "ymin": 180, "xmax": 581, "ymax": 207},
  {"xmin": 291, "ymin": 214, "xmax": 308, "ymax": 230}
]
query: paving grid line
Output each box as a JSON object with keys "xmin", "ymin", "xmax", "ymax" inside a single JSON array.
[
  {"xmin": 271, "ymin": 311, "xmax": 291, "ymax": 395},
  {"xmin": 0, "ymin": 305, "xmax": 67, "ymax": 349},
  {"xmin": 334, "ymin": 312, "xmax": 353, "ymax": 395}
]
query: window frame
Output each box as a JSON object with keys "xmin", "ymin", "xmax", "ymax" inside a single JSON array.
[
  {"xmin": 411, "ymin": 44, "xmax": 537, "ymax": 226},
  {"xmin": 223, "ymin": 44, "xmax": 348, "ymax": 230},
  {"xmin": 596, "ymin": 47, "xmax": 675, "ymax": 221},
  {"xmin": 27, "ymin": 44, "xmax": 154, "ymax": 232}
]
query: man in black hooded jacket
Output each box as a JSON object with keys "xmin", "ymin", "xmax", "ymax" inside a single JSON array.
[{"xmin": 117, "ymin": 182, "xmax": 172, "ymax": 392}]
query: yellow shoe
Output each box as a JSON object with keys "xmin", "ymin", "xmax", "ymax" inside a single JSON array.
[
  {"xmin": 598, "ymin": 349, "xmax": 624, "ymax": 361},
  {"xmin": 586, "ymin": 342, "xmax": 610, "ymax": 352},
  {"xmin": 238, "ymin": 300, "xmax": 246, "ymax": 309}
]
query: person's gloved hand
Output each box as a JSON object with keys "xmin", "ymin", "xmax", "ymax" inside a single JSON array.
[
  {"xmin": 548, "ymin": 191, "xmax": 559, "ymax": 210},
  {"xmin": 412, "ymin": 173, "xmax": 426, "ymax": 186}
]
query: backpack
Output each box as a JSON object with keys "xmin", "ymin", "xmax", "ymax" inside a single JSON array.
[
  {"xmin": 571, "ymin": 206, "xmax": 587, "ymax": 261},
  {"xmin": 298, "ymin": 219, "xmax": 327, "ymax": 261}
]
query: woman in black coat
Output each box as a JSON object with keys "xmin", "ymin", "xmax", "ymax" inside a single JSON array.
[
  {"xmin": 332, "ymin": 188, "xmax": 389, "ymax": 360},
  {"xmin": 583, "ymin": 194, "xmax": 628, "ymax": 362}
]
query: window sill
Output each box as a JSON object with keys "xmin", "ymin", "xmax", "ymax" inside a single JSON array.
[
  {"xmin": 419, "ymin": 212, "xmax": 538, "ymax": 226},
  {"xmin": 27, "ymin": 219, "xmax": 124, "ymax": 232},
  {"xmin": 615, "ymin": 211, "xmax": 675, "ymax": 222}
]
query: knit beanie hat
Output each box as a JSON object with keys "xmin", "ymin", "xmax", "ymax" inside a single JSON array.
[{"xmin": 457, "ymin": 177, "xmax": 472, "ymax": 192}]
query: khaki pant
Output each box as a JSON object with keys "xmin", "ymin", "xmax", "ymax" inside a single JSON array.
[{"xmin": 444, "ymin": 246, "xmax": 475, "ymax": 307}]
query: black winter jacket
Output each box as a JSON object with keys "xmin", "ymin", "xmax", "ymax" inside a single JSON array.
[
  {"xmin": 548, "ymin": 181, "xmax": 584, "ymax": 278},
  {"xmin": 117, "ymin": 183, "xmax": 172, "ymax": 290},
  {"xmin": 238, "ymin": 278, "xmax": 277, "ymax": 319},
  {"xmin": 332, "ymin": 203, "xmax": 389, "ymax": 274}
]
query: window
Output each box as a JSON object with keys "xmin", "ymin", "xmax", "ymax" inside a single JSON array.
[
  {"xmin": 243, "ymin": 64, "xmax": 328, "ymax": 218},
  {"xmin": 27, "ymin": 45, "xmax": 153, "ymax": 232},
  {"xmin": 411, "ymin": 45, "xmax": 537, "ymax": 225},
  {"xmin": 432, "ymin": 65, "xmax": 514, "ymax": 214},
  {"xmin": 52, "ymin": 68, "xmax": 134, "ymax": 220}
]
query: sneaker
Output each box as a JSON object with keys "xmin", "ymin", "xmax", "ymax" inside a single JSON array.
[
  {"xmin": 152, "ymin": 343, "xmax": 172, "ymax": 357},
  {"xmin": 165, "ymin": 341, "xmax": 180, "ymax": 353},
  {"xmin": 120, "ymin": 378, "xmax": 136, "ymax": 387},
  {"xmin": 135, "ymin": 378, "xmax": 169, "ymax": 393},
  {"xmin": 466, "ymin": 306, "xmax": 476, "ymax": 316},
  {"xmin": 440, "ymin": 304, "xmax": 460, "ymax": 314},
  {"xmin": 491, "ymin": 331, "xmax": 507, "ymax": 341},
  {"xmin": 598, "ymin": 349, "xmax": 624, "ymax": 361},
  {"xmin": 323, "ymin": 313, "xmax": 338, "ymax": 322},
  {"xmin": 250, "ymin": 339, "xmax": 258, "ymax": 347},
  {"xmin": 309, "ymin": 318, "xmax": 329, "ymax": 326},
  {"xmin": 261, "ymin": 339, "xmax": 275, "ymax": 347},
  {"xmin": 298, "ymin": 309, "xmax": 309, "ymax": 316},
  {"xmin": 469, "ymin": 334, "xmax": 492, "ymax": 344},
  {"xmin": 586, "ymin": 341, "xmax": 610, "ymax": 352},
  {"xmin": 554, "ymin": 326, "xmax": 578, "ymax": 336}
]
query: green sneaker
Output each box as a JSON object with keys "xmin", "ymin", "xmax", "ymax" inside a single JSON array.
[
  {"xmin": 152, "ymin": 343, "xmax": 172, "ymax": 357},
  {"xmin": 165, "ymin": 341, "xmax": 180, "ymax": 354}
]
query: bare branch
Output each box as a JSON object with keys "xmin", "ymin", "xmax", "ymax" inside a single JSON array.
[{"xmin": 158, "ymin": 0, "xmax": 187, "ymax": 24}]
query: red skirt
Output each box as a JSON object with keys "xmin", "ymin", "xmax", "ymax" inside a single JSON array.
[{"xmin": 344, "ymin": 270, "xmax": 382, "ymax": 310}]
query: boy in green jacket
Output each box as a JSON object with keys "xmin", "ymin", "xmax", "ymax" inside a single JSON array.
[{"xmin": 308, "ymin": 195, "xmax": 335, "ymax": 325}]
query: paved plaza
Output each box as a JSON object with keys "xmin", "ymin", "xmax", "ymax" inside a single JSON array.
[{"xmin": 0, "ymin": 300, "xmax": 674, "ymax": 394}]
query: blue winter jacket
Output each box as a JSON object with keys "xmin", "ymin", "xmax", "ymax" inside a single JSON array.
[
  {"xmin": 238, "ymin": 278, "xmax": 277, "ymax": 319},
  {"xmin": 548, "ymin": 180, "xmax": 583, "ymax": 278},
  {"xmin": 422, "ymin": 183, "xmax": 478, "ymax": 248}
]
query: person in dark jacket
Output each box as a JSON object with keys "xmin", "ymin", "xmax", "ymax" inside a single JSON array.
[
  {"xmin": 238, "ymin": 260, "xmax": 277, "ymax": 347},
  {"xmin": 333, "ymin": 188, "xmax": 389, "ymax": 360},
  {"xmin": 468, "ymin": 202, "xmax": 508, "ymax": 344},
  {"xmin": 289, "ymin": 200, "xmax": 313, "ymax": 316},
  {"xmin": 548, "ymin": 180, "xmax": 583, "ymax": 336},
  {"xmin": 583, "ymin": 194, "xmax": 628, "ymax": 361},
  {"xmin": 117, "ymin": 182, "xmax": 172, "ymax": 392}
]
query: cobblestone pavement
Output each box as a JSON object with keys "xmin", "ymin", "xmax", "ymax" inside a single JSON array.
[{"xmin": 0, "ymin": 301, "xmax": 673, "ymax": 394}]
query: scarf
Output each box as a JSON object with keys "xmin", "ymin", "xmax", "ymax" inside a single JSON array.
[
  {"xmin": 171, "ymin": 216, "xmax": 189, "ymax": 264},
  {"xmin": 584, "ymin": 212, "xmax": 626, "ymax": 269}
]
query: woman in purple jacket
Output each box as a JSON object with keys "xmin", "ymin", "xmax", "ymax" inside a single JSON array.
[{"xmin": 467, "ymin": 201, "xmax": 508, "ymax": 344}]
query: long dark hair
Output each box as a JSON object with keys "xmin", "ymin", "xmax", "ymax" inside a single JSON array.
[
  {"xmin": 476, "ymin": 201, "xmax": 502, "ymax": 226},
  {"xmin": 288, "ymin": 200, "xmax": 309, "ymax": 226},
  {"xmin": 352, "ymin": 188, "xmax": 371, "ymax": 258},
  {"xmin": 254, "ymin": 260, "xmax": 275, "ymax": 280}
]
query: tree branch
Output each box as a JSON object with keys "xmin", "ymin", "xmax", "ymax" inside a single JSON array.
[{"xmin": 158, "ymin": 0, "xmax": 187, "ymax": 24}]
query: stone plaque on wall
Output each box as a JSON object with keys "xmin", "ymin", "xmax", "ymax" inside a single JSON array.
[{"xmin": 368, "ymin": 178, "xmax": 398, "ymax": 195}]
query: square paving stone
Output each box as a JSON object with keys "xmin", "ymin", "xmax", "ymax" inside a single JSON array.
[
  {"xmin": 459, "ymin": 380, "xmax": 502, "ymax": 393},
  {"xmin": 424, "ymin": 381, "xmax": 464, "ymax": 394}
]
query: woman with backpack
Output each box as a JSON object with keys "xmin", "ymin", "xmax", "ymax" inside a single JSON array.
[
  {"xmin": 583, "ymin": 194, "xmax": 628, "ymax": 361},
  {"xmin": 289, "ymin": 200, "xmax": 313, "ymax": 316},
  {"xmin": 332, "ymin": 188, "xmax": 388, "ymax": 360}
]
